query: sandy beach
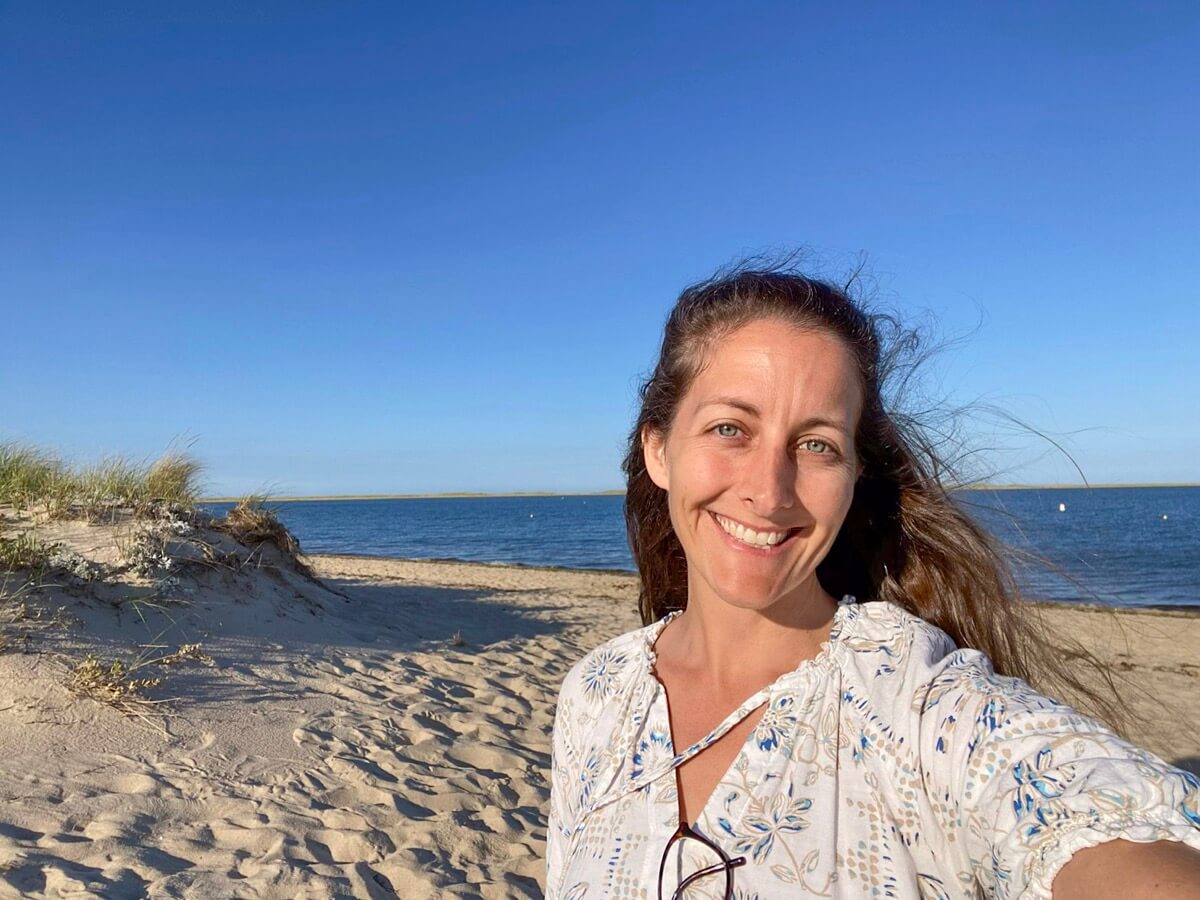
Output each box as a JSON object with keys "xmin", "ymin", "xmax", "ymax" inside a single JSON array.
[{"xmin": 0, "ymin": 510, "xmax": 1197, "ymax": 898}]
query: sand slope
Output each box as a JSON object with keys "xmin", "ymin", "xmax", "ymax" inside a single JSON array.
[{"xmin": 0, "ymin": 521, "xmax": 1196, "ymax": 898}]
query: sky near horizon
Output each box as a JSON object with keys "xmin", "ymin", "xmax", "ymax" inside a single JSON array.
[{"xmin": 2, "ymin": 2, "xmax": 1198, "ymax": 495}]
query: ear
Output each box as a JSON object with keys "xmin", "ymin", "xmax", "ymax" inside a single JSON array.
[{"xmin": 642, "ymin": 425, "xmax": 670, "ymax": 491}]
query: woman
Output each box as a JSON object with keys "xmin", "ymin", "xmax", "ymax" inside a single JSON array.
[{"xmin": 545, "ymin": 262, "xmax": 1200, "ymax": 899}]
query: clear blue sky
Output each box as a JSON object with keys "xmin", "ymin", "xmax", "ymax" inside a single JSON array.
[{"xmin": 2, "ymin": 2, "xmax": 1197, "ymax": 495}]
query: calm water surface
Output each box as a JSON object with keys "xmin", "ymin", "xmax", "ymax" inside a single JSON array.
[{"xmin": 202, "ymin": 487, "xmax": 1198, "ymax": 608}]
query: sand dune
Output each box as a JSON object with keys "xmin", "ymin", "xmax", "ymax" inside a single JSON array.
[{"xmin": 0, "ymin": 512, "xmax": 1196, "ymax": 898}]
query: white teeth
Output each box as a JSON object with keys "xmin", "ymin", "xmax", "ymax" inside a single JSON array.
[{"xmin": 715, "ymin": 515, "xmax": 790, "ymax": 548}]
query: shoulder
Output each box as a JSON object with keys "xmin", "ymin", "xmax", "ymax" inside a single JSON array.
[
  {"xmin": 556, "ymin": 618, "xmax": 660, "ymax": 713},
  {"xmin": 550, "ymin": 619, "xmax": 665, "ymax": 810},
  {"xmin": 833, "ymin": 599, "xmax": 1067, "ymax": 732},
  {"xmin": 834, "ymin": 598, "xmax": 964, "ymax": 692},
  {"xmin": 835, "ymin": 600, "xmax": 1173, "ymax": 785}
]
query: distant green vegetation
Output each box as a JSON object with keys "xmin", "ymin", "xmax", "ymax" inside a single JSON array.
[{"xmin": 0, "ymin": 441, "xmax": 203, "ymax": 520}]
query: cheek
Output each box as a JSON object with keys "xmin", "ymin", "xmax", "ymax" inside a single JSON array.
[
  {"xmin": 665, "ymin": 451, "xmax": 733, "ymax": 538},
  {"xmin": 808, "ymin": 470, "xmax": 858, "ymax": 521},
  {"xmin": 670, "ymin": 446, "xmax": 735, "ymax": 499},
  {"xmin": 835, "ymin": 481, "xmax": 858, "ymax": 526}
]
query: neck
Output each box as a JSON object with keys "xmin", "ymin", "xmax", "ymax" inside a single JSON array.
[{"xmin": 664, "ymin": 579, "xmax": 839, "ymax": 690}]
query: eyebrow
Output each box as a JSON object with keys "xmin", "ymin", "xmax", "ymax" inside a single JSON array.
[{"xmin": 695, "ymin": 397, "xmax": 852, "ymax": 432}]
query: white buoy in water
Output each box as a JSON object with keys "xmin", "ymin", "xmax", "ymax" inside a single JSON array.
[{"xmin": 1058, "ymin": 503, "xmax": 1066, "ymax": 512}]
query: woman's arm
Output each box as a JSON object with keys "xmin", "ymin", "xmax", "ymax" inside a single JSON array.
[
  {"xmin": 1051, "ymin": 839, "xmax": 1200, "ymax": 899},
  {"xmin": 915, "ymin": 651, "xmax": 1200, "ymax": 897}
]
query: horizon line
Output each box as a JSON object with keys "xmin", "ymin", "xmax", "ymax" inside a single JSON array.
[{"xmin": 198, "ymin": 482, "xmax": 1200, "ymax": 503}]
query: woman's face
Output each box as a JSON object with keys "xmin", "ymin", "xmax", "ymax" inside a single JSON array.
[{"xmin": 643, "ymin": 318, "xmax": 863, "ymax": 614}]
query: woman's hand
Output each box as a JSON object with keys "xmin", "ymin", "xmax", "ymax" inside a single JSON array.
[{"xmin": 1052, "ymin": 839, "xmax": 1200, "ymax": 898}]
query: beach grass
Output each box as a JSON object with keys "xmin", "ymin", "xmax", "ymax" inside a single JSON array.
[
  {"xmin": 0, "ymin": 444, "xmax": 63, "ymax": 511},
  {"xmin": 0, "ymin": 441, "xmax": 203, "ymax": 521},
  {"xmin": 0, "ymin": 531, "xmax": 62, "ymax": 578},
  {"xmin": 212, "ymin": 494, "xmax": 311, "ymax": 574}
]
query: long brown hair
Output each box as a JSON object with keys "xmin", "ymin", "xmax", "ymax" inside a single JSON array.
[{"xmin": 622, "ymin": 258, "xmax": 1124, "ymax": 727}]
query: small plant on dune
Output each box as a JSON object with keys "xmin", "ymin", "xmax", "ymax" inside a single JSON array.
[
  {"xmin": 66, "ymin": 639, "xmax": 214, "ymax": 730},
  {"xmin": 0, "ymin": 531, "xmax": 64, "ymax": 579},
  {"xmin": 0, "ymin": 501, "xmax": 105, "ymax": 586},
  {"xmin": 150, "ymin": 642, "xmax": 213, "ymax": 666},
  {"xmin": 74, "ymin": 455, "xmax": 147, "ymax": 516},
  {"xmin": 216, "ymin": 495, "xmax": 301, "ymax": 553},
  {"xmin": 47, "ymin": 545, "xmax": 104, "ymax": 583},
  {"xmin": 151, "ymin": 502, "xmax": 201, "ymax": 536},
  {"xmin": 69, "ymin": 654, "xmax": 165, "ymax": 704},
  {"xmin": 117, "ymin": 524, "xmax": 176, "ymax": 577}
]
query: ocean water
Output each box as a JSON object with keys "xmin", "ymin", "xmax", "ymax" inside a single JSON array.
[{"xmin": 201, "ymin": 487, "xmax": 1199, "ymax": 608}]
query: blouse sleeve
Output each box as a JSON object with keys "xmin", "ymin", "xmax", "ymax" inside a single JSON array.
[
  {"xmin": 918, "ymin": 649, "xmax": 1200, "ymax": 900},
  {"xmin": 546, "ymin": 677, "xmax": 578, "ymax": 898}
]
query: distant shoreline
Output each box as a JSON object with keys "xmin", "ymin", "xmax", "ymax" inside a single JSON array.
[
  {"xmin": 198, "ymin": 483, "xmax": 1199, "ymax": 503},
  {"xmin": 198, "ymin": 490, "xmax": 628, "ymax": 503}
]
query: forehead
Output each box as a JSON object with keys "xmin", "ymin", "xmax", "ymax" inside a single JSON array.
[{"xmin": 684, "ymin": 319, "xmax": 863, "ymax": 421}]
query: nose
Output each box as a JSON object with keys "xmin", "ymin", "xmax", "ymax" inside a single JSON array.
[{"xmin": 739, "ymin": 441, "xmax": 798, "ymax": 515}]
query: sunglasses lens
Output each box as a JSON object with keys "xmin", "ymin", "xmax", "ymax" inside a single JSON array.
[{"xmin": 659, "ymin": 833, "xmax": 729, "ymax": 899}]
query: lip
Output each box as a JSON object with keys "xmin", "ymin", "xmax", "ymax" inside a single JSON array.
[{"xmin": 708, "ymin": 511, "xmax": 802, "ymax": 556}]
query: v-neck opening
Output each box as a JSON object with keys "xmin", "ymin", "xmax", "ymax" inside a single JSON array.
[
  {"xmin": 642, "ymin": 597, "xmax": 856, "ymax": 830},
  {"xmin": 658, "ymin": 684, "xmax": 770, "ymax": 830}
]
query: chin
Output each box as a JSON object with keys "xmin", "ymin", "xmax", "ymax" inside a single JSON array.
[{"xmin": 702, "ymin": 571, "xmax": 794, "ymax": 612}]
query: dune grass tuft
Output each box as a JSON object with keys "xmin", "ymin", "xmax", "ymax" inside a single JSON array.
[
  {"xmin": 75, "ymin": 455, "xmax": 147, "ymax": 508},
  {"xmin": 0, "ymin": 531, "xmax": 63, "ymax": 577},
  {"xmin": 0, "ymin": 443, "xmax": 67, "ymax": 512},
  {"xmin": 0, "ymin": 440, "xmax": 204, "ymax": 521},
  {"xmin": 145, "ymin": 453, "xmax": 205, "ymax": 506},
  {"xmin": 214, "ymin": 495, "xmax": 311, "ymax": 574}
]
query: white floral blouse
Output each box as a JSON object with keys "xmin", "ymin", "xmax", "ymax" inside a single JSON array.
[{"xmin": 546, "ymin": 597, "xmax": 1200, "ymax": 899}]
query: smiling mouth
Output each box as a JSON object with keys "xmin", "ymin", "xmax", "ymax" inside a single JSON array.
[{"xmin": 711, "ymin": 512, "xmax": 802, "ymax": 550}]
